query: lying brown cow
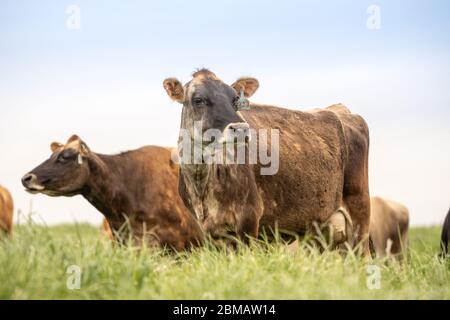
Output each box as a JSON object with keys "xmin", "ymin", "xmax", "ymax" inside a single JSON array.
[
  {"xmin": 369, "ymin": 197, "xmax": 409, "ymax": 258},
  {"xmin": 22, "ymin": 135, "xmax": 203, "ymax": 250},
  {"xmin": 0, "ymin": 185, "xmax": 14, "ymax": 236},
  {"xmin": 163, "ymin": 69, "xmax": 371, "ymax": 254}
]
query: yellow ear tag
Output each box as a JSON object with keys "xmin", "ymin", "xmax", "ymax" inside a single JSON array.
[{"xmin": 78, "ymin": 154, "xmax": 83, "ymax": 165}]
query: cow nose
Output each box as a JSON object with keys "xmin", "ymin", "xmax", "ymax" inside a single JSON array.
[
  {"xmin": 229, "ymin": 122, "xmax": 250, "ymax": 134},
  {"xmin": 21, "ymin": 173, "xmax": 37, "ymax": 188}
]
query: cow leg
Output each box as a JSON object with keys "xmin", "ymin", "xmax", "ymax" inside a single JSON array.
[
  {"xmin": 391, "ymin": 225, "xmax": 408, "ymax": 259},
  {"xmin": 340, "ymin": 134, "xmax": 371, "ymax": 256},
  {"xmin": 342, "ymin": 124, "xmax": 371, "ymax": 257},
  {"xmin": 343, "ymin": 192, "xmax": 371, "ymax": 257},
  {"xmin": 236, "ymin": 207, "xmax": 260, "ymax": 245}
]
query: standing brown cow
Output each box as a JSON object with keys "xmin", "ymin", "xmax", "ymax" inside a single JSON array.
[
  {"xmin": 163, "ymin": 69, "xmax": 371, "ymax": 254},
  {"xmin": 0, "ymin": 185, "xmax": 14, "ymax": 236},
  {"xmin": 21, "ymin": 135, "xmax": 203, "ymax": 250},
  {"xmin": 369, "ymin": 197, "xmax": 409, "ymax": 258}
]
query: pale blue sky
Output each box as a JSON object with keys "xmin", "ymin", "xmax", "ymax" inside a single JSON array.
[{"xmin": 1, "ymin": 1, "xmax": 449, "ymax": 226}]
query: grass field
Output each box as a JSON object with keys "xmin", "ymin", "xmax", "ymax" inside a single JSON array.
[{"xmin": 0, "ymin": 221, "xmax": 448, "ymax": 300}]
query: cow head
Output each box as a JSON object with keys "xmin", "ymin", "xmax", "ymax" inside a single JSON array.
[
  {"xmin": 163, "ymin": 69, "xmax": 259, "ymax": 144},
  {"xmin": 21, "ymin": 135, "xmax": 91, "ymax": 197}
]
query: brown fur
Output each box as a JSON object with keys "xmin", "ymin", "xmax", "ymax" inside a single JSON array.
[
  {"xmin": 369, "ymin": 196, "xmax": 409, "ymax": 258},
  {"xmin": 192, "ymin": 69, "xmax": 219, "ymax": 81},
  {"xmin": 22, "ymin": 136, "xmax": 203, "ymax": 250},
  {"xmin": 102, "ymin": 218, "xmax": 114, "ymax": 240},
  {"xmin": 244, "ymin": 103, "xmax": 370, "ymax": 251},
  {"xmin": 165, "ymin": 70, "xmax": 371, "ymax": 254},
  {"xmin": 0, "ymin": 185, "xmax": 13, "ymax": 236}
]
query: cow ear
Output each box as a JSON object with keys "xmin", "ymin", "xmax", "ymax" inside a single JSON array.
[
  {"xmin": 163, "ymin": 78, "xmax": 185, "ymax": 103},
  {"xmin": 50, "ymin": 142, "xmax": 63, "ymax": 153},
  {"xmin": 67, "ymin": 134, "xmax": 81, "ymax": 144},
  {"xmin": 231, "ymin": 77, "xmax": 259, "ymax": 98},
  {"xmin": 65, "ymin": 135, "xmax": 90, "ymax": 156},
  {"xmin": 79, "ymin": 141, "xmax": 90, "ymax": 156}
]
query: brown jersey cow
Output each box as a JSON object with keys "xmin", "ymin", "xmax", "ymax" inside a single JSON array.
[
  {"xmin": 22, "ymin": 135, "xmax": 203, "ymax": 250},
  {"xmin": 163, "ymin": 69, "xmax": 370, "ymax": 254},
  {"xmin": 0, "ymin": 185, "xmax": 14, "ymax": 236},
  {"xmin": 369, "ymin": 197, "xmax": 409, "ymax": 258}
]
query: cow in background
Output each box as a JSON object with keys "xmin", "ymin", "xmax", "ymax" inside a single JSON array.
[
  {"xmin": 0, "ymin": 185, "xmax": 14, "ymax": 236},
  {"xmin": 22, "ymin": 135, "xmax": 203, "ymax": 250},
  {"xmin": 440, "ymin": 207, "xmax": 450, "ymax": 258},
  {"xmin": 369, "ymin": 197, "xmax": 409, "ymax": 258}
]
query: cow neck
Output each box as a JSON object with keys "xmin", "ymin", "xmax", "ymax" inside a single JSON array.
[
  {"xmin": 180, "ymin": 139, "xmax": 250, "ymax": 193},
  {"xmin": 180, "ymin": 163, "xmax": 210, "ymax": 200},
  {"xmin": 81, "ymin": 153, "xmax": 130, "ymax": 222},
  {"xmin": 180, "ymin": 143, "xmax": 251, "ymax": 222}
]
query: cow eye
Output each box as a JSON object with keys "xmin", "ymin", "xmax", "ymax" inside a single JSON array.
[
  {"xmin": 193, "ymin": 97, "xmax": 207, "ymax": 107},
  {"xmin": 58, "ymin": 151, "xmax": 73, "ymax": 162}
]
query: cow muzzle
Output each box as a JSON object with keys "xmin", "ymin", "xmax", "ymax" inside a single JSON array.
[
  {"xmin": 220, "ymin": 122, "xmax": 251, "ymax": 144},
  {"xmin": 21, "ymin": 173, "xmax": 45, "ymax": 193}
]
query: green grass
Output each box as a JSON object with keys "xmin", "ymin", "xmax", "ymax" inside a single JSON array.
[{"xmin": 0, "ymin": 221, "xmax": 448, "ymax": 300}]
